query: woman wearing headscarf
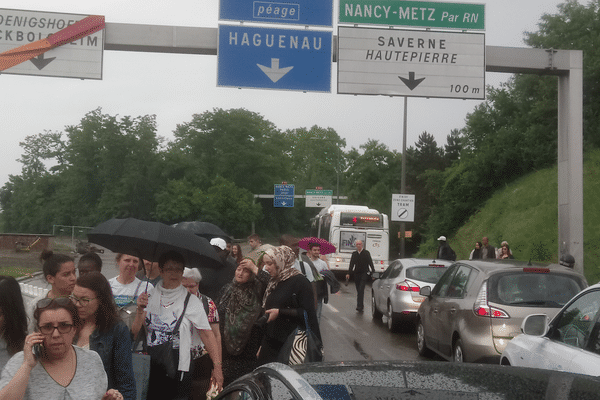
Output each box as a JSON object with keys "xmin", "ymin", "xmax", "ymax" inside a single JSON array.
[
  {"xmin": 256, "ymin": 246, "xmax": 321, "ymax": 365},
  {"xmin": 217, "ymin": 258, "xmax": 270, "ymax": 385}
]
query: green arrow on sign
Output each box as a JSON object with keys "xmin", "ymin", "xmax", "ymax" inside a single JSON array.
[{"xmin": 339, "ymin": 0, "xmax": 485, "ymax": 30}]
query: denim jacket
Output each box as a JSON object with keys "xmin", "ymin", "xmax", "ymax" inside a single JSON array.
[{"xmin": 89, "ymin": 321, "xmax": 136, "ymax": 400}]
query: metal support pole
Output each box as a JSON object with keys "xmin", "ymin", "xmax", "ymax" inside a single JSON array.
[
  {"xmin": 558, "ymin": 50, "xmax": 584, "ymax": 274},
  {"xmin": 400, "ymin": 97, "xmax": 408, "ymax": 258},
  {"xmin": 336, "ymin": 144, "xmax": 340, "ymax": 204}
]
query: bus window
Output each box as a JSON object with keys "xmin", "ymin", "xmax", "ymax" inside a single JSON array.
[{"xmin": 319, "ymin": 214, "xmax": 331, "ymax": 240}]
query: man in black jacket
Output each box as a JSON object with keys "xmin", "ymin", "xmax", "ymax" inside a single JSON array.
[
  {"xmin": 345, "ymin": 240, "xmax": 375, "ymax": 312},
  {"xmin": 437, "ymin": 236, "xmax": 456, "ymax": 261}
]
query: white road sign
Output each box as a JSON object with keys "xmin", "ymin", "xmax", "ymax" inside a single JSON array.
[
  {"xmin": 337, "ymin": 26, "xmax": 485, "ymax": 99},
  {"xmin": 305, "ymin": 189, "xmax": 333, "ymax": 208},
  {"xmin": 0, "ymin": 9, "xmax": 104, "ymax": 79},
  {"xmin": 391, "ymin": 194, "xmax": 415, "ymax": 222}
]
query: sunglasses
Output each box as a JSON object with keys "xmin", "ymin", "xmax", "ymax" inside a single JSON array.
[
  {"xmin": 36, "ymin": 297, "xmax": 71, "ymax": 309},
  {"xmin": 38, "ymin": 322, "xmax": 74, "ymax": 335}
]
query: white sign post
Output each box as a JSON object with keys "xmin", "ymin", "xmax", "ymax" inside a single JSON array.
[
  {"xmin": 337, "ymin": 26, "xmax": 485, "ymax": 99},
  {"xmin": 0, "ymin": 9, "xmax": 104, "ymax": 79},
  {"xmin": 305, "ymin": 189, "xmax": 333, "ymax": 208},
  {"xmin": 391, "ymin": 194, "xmax": 415, "ymax": 222}
]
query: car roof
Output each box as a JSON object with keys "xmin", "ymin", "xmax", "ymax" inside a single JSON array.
[
  {"xmin": 454, "ymin": 259, "xmax": 586, "ymax": 278},
  {"xmin": 389, "ymin": 258, "xmax": 453, "ymax": 267},
  {"xmin": 288, "ymin": 361, "xmax": 600, "ymax": 399}
]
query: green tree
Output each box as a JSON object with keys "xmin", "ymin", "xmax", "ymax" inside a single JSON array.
[
  {"xmin": 345, "ymin": 140, "xmax": 401, "ymax": 213},
  {"xmin": 170, "ymin": 108, "xmax": 289, "ymax": 194},
  {"xmin": 153, "ymin": 179, "xmax": 204, "ymax": 224},
  {"xmin": 202, "ymin": 176, "xmax": 262, "ymax": 237},
  {"xmin": 283, "ymin": 126, "xmax": 346, "ymax": 197}
]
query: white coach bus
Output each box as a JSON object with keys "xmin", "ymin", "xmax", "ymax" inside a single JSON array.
[{"xmin": 309, "ymin": 205, "xmax": 389, "ymax": 273}]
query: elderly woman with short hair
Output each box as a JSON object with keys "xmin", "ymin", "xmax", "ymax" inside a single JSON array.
[{"xmin": 182, "ymin": 267, "xmax": 222, "ymax": 395}]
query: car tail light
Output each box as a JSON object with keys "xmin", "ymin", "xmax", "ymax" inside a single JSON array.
[
  {"xmin": 473, "ymin": 280, "xmax": 510, "ymax": 318},
  {"xmin": 396, "ymin": 281, "xmax": 420, "ymax": 292}
]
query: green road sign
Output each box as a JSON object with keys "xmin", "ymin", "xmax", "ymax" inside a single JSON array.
[{"xmin": 339, "ymin": 1, "xmax": 485, "ymax": 30}]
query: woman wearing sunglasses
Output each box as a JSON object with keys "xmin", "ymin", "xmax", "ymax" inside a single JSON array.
[
  {"xmin": 0, "ymin": 297, "xmax": 123, "ymax": 400},
  {"xmin": 72, "ymin": 272, "xmax": 136, "ymax": 400}
]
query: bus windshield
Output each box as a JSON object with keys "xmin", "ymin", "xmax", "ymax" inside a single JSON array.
[{"xmin": 340, "ymin": 212, "xmax": 383, "ymax": 228}]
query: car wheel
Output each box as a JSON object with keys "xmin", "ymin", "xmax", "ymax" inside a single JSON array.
[
  {"xmin": 417, "ymin": 320, "xmax": 433, "ymax": 357},
  {"xmin": 387, "ymin": 302, "xmax": 400, "ymax": 332},
  {"xmin": 371, "ymin": 291, "xmax": 383, "ymax": 320},
  {"xmin": 453, "ymin": 338, "xmax": 465, "ymax": 362}
]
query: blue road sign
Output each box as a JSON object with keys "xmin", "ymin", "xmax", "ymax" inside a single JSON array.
[
  {"xmin": 217, "ymin": 25, "xmax": 331, "ymax": 92},
  {"xmin": 274, "ymin": 184, "xmax": 295, "ymax": 207},
  {"xmin": 220, "ymin": 0, "xmax": 333, "ymax": 27}
]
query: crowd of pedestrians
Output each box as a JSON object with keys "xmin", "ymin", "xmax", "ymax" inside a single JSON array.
[{"xmin": 0, "ymin": 233, "xmax": 337, "ymax": 400}]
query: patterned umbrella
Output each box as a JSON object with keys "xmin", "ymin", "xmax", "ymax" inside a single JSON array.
[{"xmin": 298, "ymin": 237, "xmax": 336, "ymax": 255}]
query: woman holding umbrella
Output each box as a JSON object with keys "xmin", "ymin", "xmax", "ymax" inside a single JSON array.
[{"xmin": 132, "ymin": 251, "xmax": 223, "ymax": 400}]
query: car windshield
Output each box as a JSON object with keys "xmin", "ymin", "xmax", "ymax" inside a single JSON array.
[
  {"xmin": 406, "ymin": 266, "xmax": 448, "ymax": 284},
  {"xmin": 488, "ymin": 272, "xmax": 586, "ymax": 308}
]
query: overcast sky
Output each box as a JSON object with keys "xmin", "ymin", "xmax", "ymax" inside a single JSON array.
[{"xmin": 0, "ymin": 0, "xmax": 585, "ymax": 189}]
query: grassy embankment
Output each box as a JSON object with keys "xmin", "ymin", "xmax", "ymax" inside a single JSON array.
[{"xmin": 417, "ymin": 148, "xmax": 600, "ymax": 284}]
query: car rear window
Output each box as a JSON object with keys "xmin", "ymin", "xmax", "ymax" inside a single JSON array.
[
  {"xmin": 488, "ymin": 272, "xmax": 586, "ymax": 308},
  {"xmin": 406, "ymin": 266, "xmax": 448, "ymax": 284}
]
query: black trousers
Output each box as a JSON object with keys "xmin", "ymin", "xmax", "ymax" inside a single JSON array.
[{"xmin": 354, "ymin": 272, "xmax": 370, "ymax": 310}]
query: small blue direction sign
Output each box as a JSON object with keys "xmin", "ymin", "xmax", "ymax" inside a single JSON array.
[
  {"xmin": 220, "ymin": 0, "xmax": 333, "ymax": 27},
  {"xmin": 274, "ymin": 184, "xmax": 295, "ymax": 207},
  {"xmin": 218, "ymin": 25, "xmax": 332, "ymax": 92}
]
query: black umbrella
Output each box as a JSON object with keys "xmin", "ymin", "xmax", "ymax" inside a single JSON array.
[
  {"xmin": 172, "ymin": 221, "xmax": 231, "ymax": 242},
  {"xmin": 87, "ymin": 218, "xmax": 223, "ymax": 269}
]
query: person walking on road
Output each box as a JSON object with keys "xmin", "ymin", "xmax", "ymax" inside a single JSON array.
[{"xmin": 345, "ymin": 240, "xmax": 374, "ymax": 313}]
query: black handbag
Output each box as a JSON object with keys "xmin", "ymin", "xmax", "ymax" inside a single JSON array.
[
  {"xmin": 147, "ymin": 292, "xmax": 191, "ymax": 379},
  {"xmin": 278, "ymin": 310, "xmax": 323, "ymax": 365}
]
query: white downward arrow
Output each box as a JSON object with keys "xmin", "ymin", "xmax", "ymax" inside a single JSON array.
[{"xmin": 257, "ymin": 58, "xmax": 293, "ymax": 83}]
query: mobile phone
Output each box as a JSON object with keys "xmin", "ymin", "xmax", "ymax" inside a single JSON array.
[{"xmin": 32, "ymin": 343, "xmax": 43, "ymax": 360}]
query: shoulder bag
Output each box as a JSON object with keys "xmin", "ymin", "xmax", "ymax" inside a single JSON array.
[
  {"xmin": 277, "ymin": 310, "xmax": 323, "ymax": 365},
  {"xmin": 119, "ymin": 279, "xmax": 144, "ymax": 330},
  {"xmin": 147, "ymin": 292, "xmax": 191, "ymax": 379}
]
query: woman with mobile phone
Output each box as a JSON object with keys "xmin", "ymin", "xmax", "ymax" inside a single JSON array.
[{"xmin": 0, "ymin": 297, "xmax": 123, "ymax": 400}]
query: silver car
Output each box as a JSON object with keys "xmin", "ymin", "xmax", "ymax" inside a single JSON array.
[
  {"xmin": 500, "ymin": 282, "xmax": 600, "ymax": 376},
  {"xmin": 371, "ymin": 258, "xmax": 452, "ymax": 332},
  {"xmin": 416, "ymin": 260, "xmax": 587, "ymax": 363}
]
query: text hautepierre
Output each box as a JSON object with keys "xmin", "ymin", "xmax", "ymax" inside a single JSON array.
[{"xmin": 366, "ymin": 35, "xmax": 457, "ymax": 64}]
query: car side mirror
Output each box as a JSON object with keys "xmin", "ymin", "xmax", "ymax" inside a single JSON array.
[
  {"xmin": 372, "ymin": 272, "xmax": 381, "ymax": 280},
  {"xmin": 521, "ymin": 314, "xmax": 548, "ymax": 336},
  {"xmin": 419, "ymin": 286, "xmax": 431, "ymax": 297}
]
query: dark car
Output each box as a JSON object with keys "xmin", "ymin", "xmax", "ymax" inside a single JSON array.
[
  {"xmin": 215, "ymin": 361, "xmax": 600, "ymax": 400},
  {"xmin": 416, "ymin": 260, "xmax": 587, "ymax": 363}
]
